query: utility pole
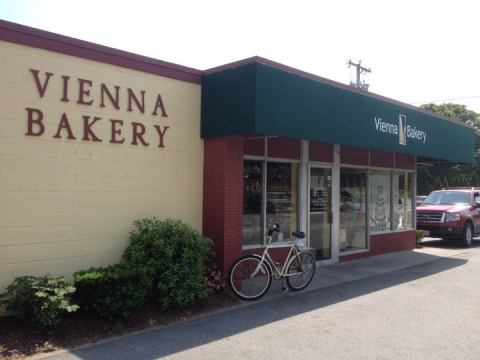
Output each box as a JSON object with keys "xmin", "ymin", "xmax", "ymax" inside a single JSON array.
[{"xmin": 347, "ymin": 59, "xmax": 371, "ymax": 91}]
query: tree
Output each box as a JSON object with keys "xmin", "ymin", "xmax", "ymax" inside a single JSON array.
[
  {"xmin": 417, "ymin": 103, "xmax": 480, "ymax": 194},
  {"xmin": 421, "ymin": 103, "xmax": 480, "ymax": 126}
]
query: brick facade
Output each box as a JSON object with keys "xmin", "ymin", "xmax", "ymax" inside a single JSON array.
[
  {"xmin": 204, "ymin": 135, "xmax": 417, "ymax": 270},
  {"xmin": 339, "ymin": 230, "xmax": 416, "ymax": 262},
  {"xmin": 203, "ymin": 135, "xmax": 244, "ymax": 274}
]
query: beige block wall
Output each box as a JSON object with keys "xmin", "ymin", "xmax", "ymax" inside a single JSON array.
[{"xmin": 0, "ymin": 40, "xmax": 204, "ymax": 292}]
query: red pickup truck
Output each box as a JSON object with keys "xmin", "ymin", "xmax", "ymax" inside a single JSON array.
[{"xmin": 416, "ymin": 187, "xmax": 480, "ymax": 246}]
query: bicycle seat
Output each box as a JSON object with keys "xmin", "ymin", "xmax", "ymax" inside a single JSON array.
[{"xmin": 292, "ymin": 231, "xmax": 305, "ymax": 239}]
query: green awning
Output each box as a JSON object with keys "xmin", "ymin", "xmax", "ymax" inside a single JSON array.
[{"xmin": 201, "ymin": 58, "xmax": 475, "ymax": 164}]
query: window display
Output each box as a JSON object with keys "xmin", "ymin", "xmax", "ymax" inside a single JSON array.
[
  {"xmin": 244, "ymin": 155, "xmax": 412, "ymax": 250},
  {"xmin": 243, "ymin": 160, "xmax": 298, "ymax": 246},
  {"xmin": 392, "ymin": 171, "xmax": 414, "ymax": 230},
  {"xmin": 309, "ymin": 167, "xmax": 332, "ymax": 260},
  {"xmin": 370, "ymin": 170, "xmax": 391, "ymax": 232},
  {"xmin": 266, "ymin": 162, "xmax": 298, "ymax": 242},
  {"xmin": 340, "ymin": 168, "xmax": 367, "ymax": 251},
  {"xmin": 243, "ymin": 160, "xmax": 263, "ymax": 245}
]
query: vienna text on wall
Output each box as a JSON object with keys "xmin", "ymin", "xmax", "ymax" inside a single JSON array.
[{"xmin": 25, "ymin": 69, "xmax": 170, "ymax": 148}]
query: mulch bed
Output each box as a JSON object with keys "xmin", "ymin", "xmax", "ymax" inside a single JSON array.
[{"xmin": 0, "ymin": 292, "xmax": 237, "ymax": 359}]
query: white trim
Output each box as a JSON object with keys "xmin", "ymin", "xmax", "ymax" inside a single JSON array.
[
  {"xmin": 308, "ymin": 164, "xmax": 334, "ymax": 174},
  {"xmin": 332, "ymin": 144, "xmax": 341, "ymax": 263},
  {"xmin": 390, "ymin": 170, "xmax": 394, "ymax": 234},
  {"xmin": 310, "ymin": 160, "xmax": 333, "ymax": 167},
  {"xmin": 394, "ymin": 166, "xmax": 416, "ymax": 171},
  {"xmin": 370, "ymin": 229, "xmax": 415, "ymax": 236},
  {"xmin": 262, "ymin": 136, "xmax": 267, "ymax": 244},
  {"xmin": 299, "ymin": 140, "xmax": 309, "ymax": 239},
  {"xmin": 392, "ymin": 169, "xmax": 415, "ymax": 232},
  {"xmin": 393, "ymin": 169, "xmax": 415, "ymax": 174},
  {"xmin": 369, "ymin": 166, "xmax": 395, "ymax": 172},
  {"xmin": 340, "ymin": 164, "xmax": 370, "ymax": 169},
  {"xmin": 244, "ymin": 155, "xmax": 301, "ymax": 164},
  {"xmin": 366, "ymin": 168, "xmax": 371, "ymax": 249},
  {"xmin": 367, "ymin": 165, "xmax": 395, "ymax": 169},
  {"xmin": 242, "ymin": 244, "xmax": 263, "ymax": 250},
  {"xmin": 414, "ymin": 155, "xmax": 417, "ymax": 231},
  {"xmin": 339, "ymin": 248, "xmax": 370, "ymax": 256},
  {"xmin": 264, "ymin": 156, "xmax": 301, "ymax": 163}
]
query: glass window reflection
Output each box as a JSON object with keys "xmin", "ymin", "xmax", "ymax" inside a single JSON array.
[{"xmin": 340, "ymin": 168, "xmax": 367, "ymax": 251}]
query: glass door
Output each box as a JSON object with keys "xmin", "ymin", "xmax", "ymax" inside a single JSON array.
[{"xmin": 309, "ymin": 166, "xmax": 332, "ymax": 260}]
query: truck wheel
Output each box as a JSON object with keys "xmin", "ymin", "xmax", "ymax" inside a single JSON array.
[{"xmin": 461, "ymin": 223, "xmax": 474, "ymax": 247}]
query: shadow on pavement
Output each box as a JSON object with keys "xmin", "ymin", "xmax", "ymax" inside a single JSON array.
[
  {"xmin": 66, "ymin": 251, "xmax": 468, "ymax": 360},
  {"xmin": 420, "ymin": 237, "xmax": 480, "ymax": 249}
]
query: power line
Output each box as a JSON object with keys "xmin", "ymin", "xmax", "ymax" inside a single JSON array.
[{"xmin": 410, "ymin": 95, "xmax": 480, "ymax": 105}]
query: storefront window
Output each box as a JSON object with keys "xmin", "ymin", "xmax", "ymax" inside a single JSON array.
[
  {"xmin": 243, "ymin": 160, "xmax": 263, "ymax": 245},
  {"xmin": 309, "ymin": 167, "xmax": 332, "ymax": 260},
  {"xmin": 266, "ymin": 162, "xmax": 298, "ymax": 242},
  {"xmin": 243, "ymin": 160, "xmax": 298, "ymax": 246},
  {"xmin": 340, "ymin": 168, "xmax": 367, "ymax": 251},
  {"xmin": 369, "ymin": 170, "xmax": 391, "ymax": 232},
  {"xmin": 392, "ymin": 171, "xmax": 414, "ymax": 230}
]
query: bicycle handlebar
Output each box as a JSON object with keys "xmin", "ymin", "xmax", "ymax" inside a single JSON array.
[{"xmin": 267, "ymin": 223, "xmax": 280, "ymax": 236}]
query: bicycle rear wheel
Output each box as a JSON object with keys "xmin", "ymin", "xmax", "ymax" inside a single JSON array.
[
  {"xmin": 286, "ymin": 251, "xmax": 316, "ymax": 291},
  {"xmin": 228, "ymin": 255, "xmax": 272, "ymax": 300}
]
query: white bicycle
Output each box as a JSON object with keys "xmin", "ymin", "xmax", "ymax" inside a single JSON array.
[{"xmin": 228, "ymin": 224, "xmax": 316, "ymax": 301}]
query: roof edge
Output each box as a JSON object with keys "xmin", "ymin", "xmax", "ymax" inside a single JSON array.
[{"xmin": 0, "ymin": 19, "xmax": 202, "ymax": 84}]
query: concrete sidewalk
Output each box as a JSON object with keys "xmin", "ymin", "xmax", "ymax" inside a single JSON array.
[{"xmin": 252, "ymin": 245, "xmax": 468, "ymax": 305}]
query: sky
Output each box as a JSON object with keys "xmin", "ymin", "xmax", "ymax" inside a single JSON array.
[{"xmin": 1, "ymin": 0, "xmax": 479, "ymax": 113}]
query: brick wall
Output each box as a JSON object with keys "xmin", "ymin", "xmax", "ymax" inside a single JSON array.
[
  {"xmin": 203, "ymin": 135, "xmax": 244, "ymax": 274},
  {"xmin": 339, "ymin": 230, "xmax": 416, "ymax": 262}
]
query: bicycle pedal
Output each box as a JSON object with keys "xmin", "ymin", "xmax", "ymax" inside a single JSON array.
[{"xmin": 281, "ymin": 286, "xmax": 288, "ymax": 292}]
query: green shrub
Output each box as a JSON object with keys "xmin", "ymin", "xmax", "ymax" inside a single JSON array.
[
  {"xmin": 0, "ymin": 276, "xmax": 79, "ymax": 329},
  {"xmin": 123, "ymin": 218, "xmax": 214, "ymax": 309},
  {"xmin": 416, "ymin": 230, "xmax": 427, "ymax": 247},
  {"xmin": 74, "ymin": 264, "xmax": 153, "ymax": 319},
  {"xmin": 416, "ymin": 230, "xmax": 427, "ymax": 242}
]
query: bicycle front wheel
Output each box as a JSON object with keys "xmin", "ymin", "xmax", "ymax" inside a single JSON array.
[
  {"xmin": 286, "ymin": 251, "xmax": 316, "ymax": 291},
  {"xmin": 228, "ymin": 255, "xmax": 272, "ymax": 300}
]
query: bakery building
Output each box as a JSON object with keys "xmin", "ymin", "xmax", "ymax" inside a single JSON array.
[{"xmin": 0, "ymin": 19, "xmax": 475, "ymax": 289}]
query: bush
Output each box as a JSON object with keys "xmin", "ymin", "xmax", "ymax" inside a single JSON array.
[
  {"xmin": 416, "ymin": 230, "xmax": 427, "ymax": 247},
  {"xmin": 74, "ymin": 264, "xmax": 153, "ymax": 319},
  {"xmin": 123, "ymin": 218, "xmax": 214, "ymax": 309},
  {"xmin": 416, "ymin": 230, "xmax": 426, "ymax": 242},
  {"xmin": 0, "ymin": 276, "xmax": 79, "ymax": 329}
]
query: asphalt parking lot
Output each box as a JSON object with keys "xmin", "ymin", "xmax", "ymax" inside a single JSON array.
[{"xmin": 39, "ymin": 238, "xmax": 480, "ymax": 360}]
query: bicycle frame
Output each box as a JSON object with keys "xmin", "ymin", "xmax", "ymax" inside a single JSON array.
[{"xmin": 252, "ymin": 236, "xmax": 307, "ymax": 280}]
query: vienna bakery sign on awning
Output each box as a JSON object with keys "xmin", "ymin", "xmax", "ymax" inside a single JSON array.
[
  {"xmin": 25, "ymin": 69, "xmax": 170, "ymax": 148},
  {"xmin": 374, "ymin": 114, "xmax": 427, "ymax": 145}
]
